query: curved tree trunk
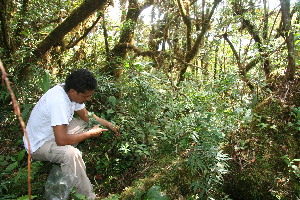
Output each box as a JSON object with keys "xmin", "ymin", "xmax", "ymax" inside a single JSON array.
[
  {"xmin": 102, "ymin": 0, "xmax": 153, "ymax": 81},
  {"xmin": 18, "ymin": 0, "xmax": 108, "ymax": 79},
  {"xmin": 223, "ymin": 33, "xmax": 254, "ymax": 92},
  {"xmin": 231, "ymin": 1, "xmax": 271, "ymax": 81},
  {"xmin": 177, "ymin": 0, "xmax": 221, "ymax": 85},
  {"xmin": 33, "ymin": 0, "xmax": 108, "ymax": 58}
]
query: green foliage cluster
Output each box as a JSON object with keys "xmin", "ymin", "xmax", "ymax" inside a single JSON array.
[
  {"xmin": 0, "ymin": 148, "xmax": 46, "ymax": 199},
  {"xmin": 1, "ymin": 60, "xmax": 300, "ymax": 200},
  {"xmin": 2, "ymin": 64, "xmax": 236, "ymax": 199},
  {"xmin": 1, "ymin": 0, "xmax": 300, "ymax": 199},
  {"xmin": 0, "ymin": 63, "xmax": 262, "ymax": 199},
  {"xmin": 75, "ymin": 66, "xmax": 246, "ymax": 199},
  {"xmin": 223, "ymin": 86, "xmax": 300, "ymax": 199}
]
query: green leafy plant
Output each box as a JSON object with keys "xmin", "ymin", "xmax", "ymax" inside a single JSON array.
[
  {"xmin": 0, "ymin": 150, "xmax": 26, "ymax": 197},
  {"xmin": 144, "ymin": 185, "xmax": 169, "ymax": 200},
  {"xmin": 85, "ymin": 111, "xmax": 102, "ymax": 129},
  {"xmin": 17, "ymin": 195, "xmax": 37, "ymax": 200},
  {"xmin": 282, "ymin": 155, "xmax": 300, "ymax": 178},
  {"xmin": 290, "ymin": 107, "xmax": 300, "ymax": 131},
  {"xmin": 41, "ymin": 70, "xmax": 51, "ymax": 93}
]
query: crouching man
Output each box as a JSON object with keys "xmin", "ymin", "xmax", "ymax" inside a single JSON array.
[{"xmin": 23, "ymin": 69, "xmax": 119, "ymax": 199}]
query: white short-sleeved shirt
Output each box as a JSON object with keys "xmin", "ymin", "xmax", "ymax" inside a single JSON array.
[{"xmin": 23, "ymin": 84, "xmax": 85, "ymax": 153}]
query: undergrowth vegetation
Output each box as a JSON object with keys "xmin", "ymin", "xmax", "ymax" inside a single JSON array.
[
  {"xmin": 1, "ymin": 0, "xmax": 299, "ymax": 199},
  {"xmin": 1, "ymin": 65, "xmax": 299, "ymax": 199}
]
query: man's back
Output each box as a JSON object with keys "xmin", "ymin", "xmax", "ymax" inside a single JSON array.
[{"xmin": 24, "ymin": 84, "xmax": 84, "ymax": 153}]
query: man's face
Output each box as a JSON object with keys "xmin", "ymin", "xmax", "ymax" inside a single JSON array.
[{"xmin": 69, "ymin": 89, "xmax": 94, "ymax": 104}]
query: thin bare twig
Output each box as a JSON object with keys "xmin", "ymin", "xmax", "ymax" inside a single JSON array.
[{"xmin": 0, "ymin": 60, "xmax": 32, "ymax": 199}]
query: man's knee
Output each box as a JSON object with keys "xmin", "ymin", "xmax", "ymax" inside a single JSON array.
[{"xmin": 62, "ymin": 145, "xmax": 83, "ymax": 164}]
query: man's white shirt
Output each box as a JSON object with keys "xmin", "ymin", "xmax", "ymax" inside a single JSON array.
[{"xmin": 23, "ymin": 84, "xmax": 85, "ymax": 153}]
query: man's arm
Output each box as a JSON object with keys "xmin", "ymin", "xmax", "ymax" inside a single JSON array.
[
  {"xmin": 93, "ymin": 114, "xmax": 120, "ymax": 136},
  {"xmin": 76, "ymin": 108, "xmax": 120, "ymax": 136},
  {"xmin": 53, "ymin": 124, "xmax": 107, "ymax": 146},
  {"xmin": 76, "ymin": 107, "xmax": 89, "ymax": 122}
]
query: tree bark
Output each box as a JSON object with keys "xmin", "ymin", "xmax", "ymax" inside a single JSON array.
[
  {"xmin": 0, "ymin": 0, "xmax": 13, "ymax": 61},
  {"xmin": 102, "ymin": 0, "xmax": 153, "ymax": 80},
  {"xmin": 223, "ymin": 33, "xmax": 254, "ymax": 92},
  {"xmin": 66, "ymin": 14, "xmax": 102, "ymax": 49},
  {"xmin": 231, "ymin": 1, "xmax": 271, "ymax": 81},
  {"xmin": 177, "ymin": 0, "xmax": 221, "ymax": 84},
  {"xmin": 18, "ymin": 0, "xmax": 108, "ymax": 79},
  {"xmin": 101, "ymin": 12, "xmax": 110, "ymax": 55},
  {"xmin": 177, "ymin": 0, "xmax": 192, "ymax": 52},
  {"xmin": 281, "ymin": 0, "xmax": 296, "ymax": 81},
  {"xmin": 33, "ymin": 0, "xmax": 108, "ymax": 58}
]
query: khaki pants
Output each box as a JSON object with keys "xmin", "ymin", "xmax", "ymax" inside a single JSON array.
[{"xmin": 32, "ymin": 118, "xmax": 96, "ymax": 199}]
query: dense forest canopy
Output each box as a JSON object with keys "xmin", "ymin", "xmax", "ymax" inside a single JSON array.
[{"xmin": 0, "ymin": 0, "xmax": 300, "ymax": 199}]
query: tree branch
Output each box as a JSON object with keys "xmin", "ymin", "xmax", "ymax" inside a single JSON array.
[
  {"xmin": 17, "ymin": 0, "xmax": 109, "ymax": 80},
  {"xmin": 66, "ymin": 13, "xmax": 102, "ymax": 49},
  {"xmin": 33, "ymin": 0, "xmax": 108, "ymax": 58},
  {"xmin": 102, "ymin": 12, "xmax": 110, "ymax": 55},
  {"xmin": 176, "ymin": 0, "xmax": 192, "ymax": 51},
  {"xmin": 186, "ymin": 0, "xmax": 221, "ymax": 63},
  {"xmin": 0, "ymin": 59, "xmax": 32, "ymax": 199},
  {"xmin": 223, "ymin": 33, "xmax": 254, "ymax": 92},
  {"xmin": 222, "ymin": 33, "xmax": 240, "ymax": 65},
  {"xmin": 115, "ymin": 43, "xmax": 161, "ymax": 57}
]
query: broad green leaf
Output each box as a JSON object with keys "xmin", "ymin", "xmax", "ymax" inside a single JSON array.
[
  {"xmin": 108, "ymin": 96, "xmax": 117, "ymax": 106},
  {"xmin": 17, "ymin": 150, "xmax": 26, "ymax": 161},
  {"xmin": 145, "ymin": 186, "xmax": 169, "ymax": 200},
  {"xmin": 5, "ymin": 161, "xmax": 18, "ymax": 172},
  {"xmin": 42, "ymin": 70, "xmax": 51, "ymax": 93}
]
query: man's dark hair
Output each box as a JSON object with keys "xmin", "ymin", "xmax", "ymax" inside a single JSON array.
[{"xmin": 64, "ymin": 69, "xmax": 97, "ymax": 93}]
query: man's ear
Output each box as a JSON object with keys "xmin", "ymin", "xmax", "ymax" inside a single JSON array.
[
  {"xmin": 67, "ymin": 89, "xmax": 78, "ymax": 99},
  {"xmin": 69, "ymin": 89, "xmax": 77, "ymax": 94}
]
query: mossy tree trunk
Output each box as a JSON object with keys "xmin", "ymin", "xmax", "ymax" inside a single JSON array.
[
  {"xmin": 281, "ymin": 0, "xmax": 296, "ymax": 81},
  {"xmin": 101, "ymin": 0, "xmax": 154, "ymax": 81},
  {"xmin": 230, "ymin": 0, "xmax": 271, "ymax": 83},
  {"xmin": 177, "ymin": 0, "xmax": 222, "ymax": 85},
  {"xmin": 18, "ymin": 0, "xmax": 108, "ymax": 80}
]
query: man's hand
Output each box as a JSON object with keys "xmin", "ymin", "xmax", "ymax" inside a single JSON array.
[
  {"xmin": 53, "ymin": 124, "xmax": 109, "ymax": 146},
  {"xmin": 88, "ymin": 125, "xmax": 108, "ymax": 137},
  {"xmin": 109, "ymin": 124, "xmax": 121, "ymax": 137},
  {"xmin": 76, "ymin": 108, "xmax": 121, "ymax": 137}
]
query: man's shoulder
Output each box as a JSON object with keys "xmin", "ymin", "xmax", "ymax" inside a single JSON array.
[{"xmin": 44, "ymin": 85, "xmax": 67, "ymax": 102}]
